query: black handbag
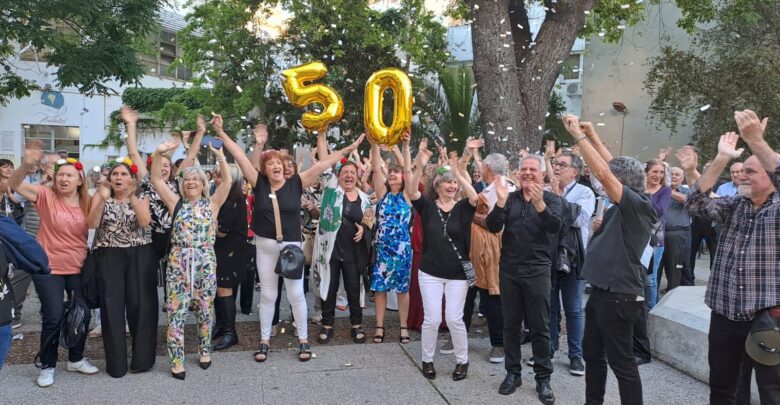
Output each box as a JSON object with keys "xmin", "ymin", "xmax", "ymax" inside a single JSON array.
[
  {"xmin": 270, "ymin": 191, "xmax": 305, "ymax": 279},
  {"xmin": 34, "ymin": 292, "xmax": 87, "ymax": 368},
  {"xmin": 157, "ymin": 199, "xmax": 184, "ymax": 286}
]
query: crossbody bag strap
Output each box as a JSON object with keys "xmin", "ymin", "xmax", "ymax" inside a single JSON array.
[
  {"xmin": 162, "ymin": 198, "xmax": 185, "ymax": 255},
  {"xmin": 270, "ymin": 191, "xmax": 283, "ymax": 243},
  {"xmin": 436, "ymin": 207, "xmax": 464, "ymax": 261}
]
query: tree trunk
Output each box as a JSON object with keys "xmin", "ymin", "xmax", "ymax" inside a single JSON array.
[
  {"xmin": 465, "ymin": 0, "xmax": 525, "ymax": 162},
  {"xmin": 468, "ymin": 0, "xmax": 594, "ymax": 165}
]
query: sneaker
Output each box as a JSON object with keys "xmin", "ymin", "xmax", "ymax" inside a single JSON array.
[
  {"xmin": 11, "ymin": 318, "xmax": 22, "ymax": 329},
  {"xmin": 440, "ymin": 338, "xmax": 454, "ymax": 355},
  {"xmin": 526, "ymin": 357, "xmax": 535, "ymax": 366},
  {"xmin": 88, "ymin": 325, "xmax": 102, "ymax": 338},
  {"xmin": 67, "ymin": 358, "xmax": 99, "ymax": 375},
  {"xmin": 569, "ymin": 357, "xmax": 585, "ymax": 376},
  {"xmin": 37, "ymin": 368, "xmax": 55, "ymax": 387},
  {"xmin": 489, "ymin": 346, "xmax": 505, "ymax": 363}
]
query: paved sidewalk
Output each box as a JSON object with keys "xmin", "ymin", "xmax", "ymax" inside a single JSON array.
[{"xmin": 0, "ymin": 338, "xmax": 709, "ymax": 404}]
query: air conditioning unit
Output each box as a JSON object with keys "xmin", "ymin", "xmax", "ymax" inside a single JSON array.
[{"xmin": 566, "ymin": 82, "xmax": 581, "ymax": 97}]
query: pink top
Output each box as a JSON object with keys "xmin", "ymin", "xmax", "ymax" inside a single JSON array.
[{"xmin": 35, "ymin": 186, "xmax": 88, "ymax": 275}]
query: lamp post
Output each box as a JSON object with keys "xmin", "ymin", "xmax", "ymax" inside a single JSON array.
[{"xmin": 612, "ymin": 101, "xmax": 628, "ymax": 155}]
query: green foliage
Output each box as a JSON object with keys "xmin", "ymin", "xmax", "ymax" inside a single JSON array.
[
  {"xmin": 645, "ymin": 0, "xmax": 780, "ymax": 161},
  {"xmin": 543, "ymin": 92, "xmax": 568, "ymax": 149},
  {"xmin": 0, "ymin": 0, "xmax": 168, "ymax": 105}
]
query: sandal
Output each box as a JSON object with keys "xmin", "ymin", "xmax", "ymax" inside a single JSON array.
[
  {"xmin": 373, "ymin": 326, "xmax": 385, "ymax": 343},
  {"xmin": 399, "ymin": 326, "xmax": 411, "ymax": 344},
  {"xmin": 298, "ymin": 343, "xmax": 312, "ymax": 362},
  {"xmin": 351, "ymin": 326, "xmax": 366, "ymax": 344},
  {"xmin": 317, "ymin": 326, "xmax": 333, "ymax": 344},
  {"xmin": 254, "ymin": 343, "xmax": 269, "ymax": 362}
]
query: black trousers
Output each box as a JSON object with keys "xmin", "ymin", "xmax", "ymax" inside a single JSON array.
[
  {"xmin": 583, "ymin": 289, "xmax": 644, "ymax": 405},
  {"xmin": 500, "ymin": 270, "xmax": 552, "ymax": 381},
  {"xmin": 709, "ymin": 312, "xmax": 780, "ymax": 405},
  {"xmin": 689, "ymin": 217, "xmax": 717, "ymax": 282},
  {"xmin": 660, "ymin": 228, "xmax": 691, "ymax": 290},
  {"xmin": 463, "ymin": 287, "xmax": 504, "ymax": 347},
  {"xmin": 234, "ymin": 239, "xmax": 256, "ymax": 313},
  {"xmin": 9, "ymin": 269, "xmax": 31, "ymax": 321},
  {"xmin": 31, "ymin": 273, "xmax": 91, "ymax": 369},
  {"xmin": 321, "ymin": 258, "xmax": 362, "ymax": 326},
  {"xmin": 95, "ymin": 245, "xmax": 158, "ymax": 378}
]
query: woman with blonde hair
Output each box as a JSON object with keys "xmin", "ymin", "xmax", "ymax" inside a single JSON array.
[{"xmin": 10, "ymin": 143, "xmax": 97, "ymax": 387}]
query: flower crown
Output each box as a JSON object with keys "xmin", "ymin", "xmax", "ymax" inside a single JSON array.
[
  {"xmin": 54, "ymin": 157, "xmax": 83, "ymax": 172},
  {"xmin": 108, "ymin": 157, "xmax": 138, "ymax": 175},
  {"xmin": 335, "ymin": 157, "xmax": 354, "ymax": 173}
]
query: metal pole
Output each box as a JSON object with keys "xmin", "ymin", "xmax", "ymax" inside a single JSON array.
[{"xmin": 619, "ymin": 113, "xmax": 626, "ymax": 155}]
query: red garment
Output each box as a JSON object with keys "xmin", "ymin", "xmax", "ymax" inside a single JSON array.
[{"xmin": 246, "ymin": 194, "xmax": 255, "ymax": 238}]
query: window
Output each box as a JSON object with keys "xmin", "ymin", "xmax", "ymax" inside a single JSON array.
[
  {"xmin": 23, "ymin": 125, "xmax": 80, "ymax": 159},
  {"xmin": 561, "ymin": 54, "xmax": 582, "ymax": 81},
  {"xmin": 141, "ymin": 30, "xmax": 192, "ymax": 81}
]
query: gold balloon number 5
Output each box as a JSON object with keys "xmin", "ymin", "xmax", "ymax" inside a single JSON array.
[
  {"xmin": 280, "ymin": 61, "xmax": 344, "ymax": 133},
  {"xmin": 281, "ymin": 62, "xmax": 413, "ymax": 146}
]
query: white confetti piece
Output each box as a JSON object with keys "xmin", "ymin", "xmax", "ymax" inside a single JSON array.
[
  {"xmin": 621, "ymin": 4, "xmax": 630, "ymax": 9},
  {"xmin": 597, "ymin": 123, "xmax": 606, "ymax": 127},
  {"xmin": 458, "ymin": 112, "xmax": 465, "ymax": 117},
  {"xmin": 506, "ymin": 127, "xmax": 513, "ymax": 131},
  {"xmin": 599, "ymin": 112, "xmax": 606, "ymax": 116},
  {"xmin": 236, "ymin": 85, "xmax": 243, "ymax": 93},
  {"xmin": 538, "ymin": 126, "xmax": 543, "ymax": 131},
  {"xmin": 699, "ymin": 104, "xmax": 711, "ymax": 112}
]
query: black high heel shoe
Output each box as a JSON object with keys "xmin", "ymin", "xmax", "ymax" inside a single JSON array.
[
  {"xmin": 422, "ymin": 362, "xmax": 436, "ymax": 380},
  {"xmin": 199, "ymin": 359, "xmax": 211, "ymax": 370},
  {"xmin": 452, "ymin": 362, "xmax": 469, "ymax": 381},
  {"xmin": 171, "ymin": 370, "xmax": 186, "ymax": 380}
]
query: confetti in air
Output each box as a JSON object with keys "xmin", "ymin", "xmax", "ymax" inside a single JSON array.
[
  {"xmin": 236, "ymin": 85, "xmax": 243, "ymax": 93},
  {"xmin": 597, "ymin": 123, "xmax": 606, "ymax": 127},
  {"xmin": 699, "ymin": 104, "xmax": 712, "ymax": 112}
]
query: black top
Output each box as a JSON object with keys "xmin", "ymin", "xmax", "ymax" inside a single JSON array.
[
  {"xmin": 486, "ymin": 190, "xmax": 563, "ymax": 277},
  {"xmin": 582, "ymin": 187, "xmax": 657, "ymax": 296},
  {"xmin": 217, "ymin": 194, "xmax": 248, "ymax": 240},
  {"xmin": 331, "ymin": 195, "xmax": 364, "ymax": 263},
  {"xmin": 411, "ymin": 197, "xmax": 475, "ymax": 280},
  {"xmin": 252, "ymin": 173, "xmax": 303, "ymax": 242}
]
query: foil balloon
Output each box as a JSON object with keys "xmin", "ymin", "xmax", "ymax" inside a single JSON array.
[
  {"xmin": 363, "ymin": 68, "xmax": 413, "ymax": 146},
  {"xmin": 281, "ymin": 61, "xmax": 344, "ymax": 132}
]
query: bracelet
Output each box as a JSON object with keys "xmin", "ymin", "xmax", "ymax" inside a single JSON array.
[
  {"xmin": 574, "ymin": 135, "xmax": 588, "ymax": 144},
  {"xmin": 216, "ymin": 157, "xmax": 227, "ymax": 163}
]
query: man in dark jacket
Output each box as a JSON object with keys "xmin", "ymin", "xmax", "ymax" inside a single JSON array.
[{"xmin": 487, "ymin": 155, "xmax": 563, "ymax": 404}]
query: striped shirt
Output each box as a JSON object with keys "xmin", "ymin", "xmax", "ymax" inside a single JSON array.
[{"xmin": 685, "ymin": 162, "xmax": 780, "ymax": 321}]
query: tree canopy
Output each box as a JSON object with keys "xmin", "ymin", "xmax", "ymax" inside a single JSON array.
[
  {"xmin": 0, "ymin": 0, "xmax": 168, "ymax": 105},
  {"xmin": 644, "ymin": 0, "xmax": 779, "ymax": 161}
]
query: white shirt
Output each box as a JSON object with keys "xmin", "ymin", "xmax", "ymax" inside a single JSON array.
[
  {"xmin": 481, "ymin": 176, "xmax": 517, "ymax": 213},
  {"xmin": 563, "ymin": 180, "xmax": 596, "ymax": 249}
]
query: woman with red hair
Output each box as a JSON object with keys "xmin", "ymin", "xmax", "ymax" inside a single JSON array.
[{"xmin": 214, "ymin": 115, "xmax": 364, "ymax": 362}]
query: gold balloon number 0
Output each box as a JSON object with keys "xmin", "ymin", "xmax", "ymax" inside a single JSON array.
[{"xmin": 281, "ymin": 62, "xmax": 412, "ymax": 146}]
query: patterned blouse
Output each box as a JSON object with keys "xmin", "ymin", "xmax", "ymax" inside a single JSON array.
[
  {"xmin": 93, "ymin": 197, "xmax": 152, "ymax": 248},
  {"xmin": 142, "ymin": 178, "xmax": 180, "ymax": 234}
]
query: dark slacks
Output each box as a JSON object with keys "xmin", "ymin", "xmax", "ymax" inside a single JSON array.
[
  {"xmin": 709, "ymin": 311, "xmax": 780, "ymax": 405},
  {"xmin": 31, "ymin": 273, "xmax": 91, "ymax": 369},
  {"xmin": 9, "ymin": 269, "xmax": 31, "ymax": 321},
  {"xmin": 234, "ymin": 239, "xmax": 256, "ymax": 314},
  {"xmin": 321, "ymin": 258, "xmax": 363, "ymax": 326},
  {"xmin": 583, "ymin": 288, "xmax": 644, "ymax": 405},
  {"xmin": 95, "ymin": 245, "xmax": 158, "ymax": 378},
  {"xmin": 689, "ymin": 217, "xmax": 717, "ymax": 283},
  {"xmin": 500, "ymin": 269, "xmax": 552, "ymax": 381},
  {"xmin": 463, "ymin": 287, "xmax": 504, "ymax": 347},
  {"xmin": 660, "ymin": 228, "xmax": 691, "ymax": 290}
]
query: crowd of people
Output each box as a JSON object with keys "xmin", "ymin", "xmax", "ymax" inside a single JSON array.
[{"xmin": 0, "ymin": 107, "xmax": 778, "ymax": 405}]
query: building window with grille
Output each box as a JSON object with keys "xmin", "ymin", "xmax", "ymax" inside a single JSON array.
[
  {"xmin": 22, "ymin": 125, "xmax": 81, "ymax": 159},
  {"xmin": 140, "ymin": 30, "xmax": 192, "ymax": 81}
]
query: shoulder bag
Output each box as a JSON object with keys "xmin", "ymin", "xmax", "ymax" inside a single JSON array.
[
  {"xmin": 157, "ymin": 198, "xmax": 184, "ymax": 287},
  {"xmin": 271, "ymin": 191, "xmax": 305, "ymax": 279}
]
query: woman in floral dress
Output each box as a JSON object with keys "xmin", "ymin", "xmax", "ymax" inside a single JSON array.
[
  {"xmin": 151, "ymin": 139, "xmax": 232, "ymax": 380},
  {"xmin": 369, "ymin": 132, "xmax": 413, "ymax": 343}
]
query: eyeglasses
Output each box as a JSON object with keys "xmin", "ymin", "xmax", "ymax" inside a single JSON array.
[{"xmin": 552, "ymin": 161, "xmax": 570, "ymax": 168}]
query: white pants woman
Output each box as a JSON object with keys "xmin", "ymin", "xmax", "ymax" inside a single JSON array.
[
  {"xmin": 255, "ymin": 236, "xmax": 307, "ymax": 340},
  {"xmin": 418, "ymin": 270, "xmax": 469, "ymax": 365}
]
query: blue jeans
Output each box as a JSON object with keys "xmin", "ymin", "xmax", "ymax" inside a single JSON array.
[
  {"xmin": 0, "ymin": 324, "xmax": 12, "ymax": 370},
  {"xmin": 644, "ymin": 246, "xmax": 664, "ymax": 310},
  {"xmin": 550, "ymin": 272, "xmax": 585, "ymax": 360}
]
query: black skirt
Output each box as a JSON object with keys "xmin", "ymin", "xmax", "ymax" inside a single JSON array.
[{"xmin": 215, "ymin": 234, "xmax": 248, "ymax": 288}]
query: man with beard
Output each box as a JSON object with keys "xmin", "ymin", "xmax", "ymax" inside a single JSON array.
[
  {"xmin": 487, "ymin": 155, "xmax": 563, "ymax": 404},
  {"xmin": 681, "ymin": 110, "xmax": 780, "ymax": 404}
]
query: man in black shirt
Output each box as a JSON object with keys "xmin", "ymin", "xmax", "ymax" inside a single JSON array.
[
  {"xmin": 562, "ymin": 114, "xmax": 656, "ymax": 405},
  {"xmin": 487, "ymin": 155, "xmax": 563, "ymax": 404}
]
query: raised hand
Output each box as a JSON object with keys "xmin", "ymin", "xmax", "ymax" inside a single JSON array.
[
  {"xmin": 346, "ymin": 133, "xmax": 366, "ymax": 152},
  {"xmin": 253, "ymin": 123, "xmax": 268, "ymax": 145},
  {"xmin": 561, "ymin": 114, "xmax": 583, "ymax": 136},
  {"xmin": 675, "ymin": 146, "xmax": 698, "ymax": 172},
  {"xmin": 120, "ymin": 106, "xmax": 138, "ymax": 125},
  {"xmin": 658, "ymin": 147, "xmax": 671, "ymax": 162},
  {"xmin": 519, "ymin": 148, "xmax": 529, "ymax": 159},
  {"xmin": 550, "ymin": 176, "xmax": 562, "ymax": 196},
  {"xmin": 211, "ymin": 114, "xmax": 224, "ymax": 134},
  {"xmin": 416, "ymin": 139, "xmax": 433, "ymax": 165},
  {"xmin": 209, "ymin": 144, "xmax": 225, "ymax": 159},
  {"xmin": 24, "ymin": 140, "xmax": 44, "ymax": 165},
  {"xmin": 156, "ymin": 138, "xmax": 181, "ymax": 154},
  {"xmin": 580, "ymin": 121, "xmax": 596, "ymax": 139},
  {"xmin": 734, "ymin": 110, "xmax": 769, "ymax": 145},
  {"xmin": 526, "ymin": 182, "xmax": 544, "ymax": 206},
  {"xmin": 717, "ymin": 131, "xmax": 744, "ymax": 160},
  {"xmin": 196, "ymin": 114, "xmax": 206, "ymax": 133},
  {"xmin": 401, "ymin": 130, "xmax": 411, "ymax": 145},
  {"xmin": 544, "ymin": 140, "xmax": 556, "ymax": 158},
  {"xmin": 494, "ymin": 177, "xmax": 508, "ymax": 204},
  {"xmin": 466, "ymin": 137, "xmax": 484, "ymax": 150}
]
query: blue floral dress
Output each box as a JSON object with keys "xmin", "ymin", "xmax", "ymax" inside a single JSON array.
[{"xmin": 371, "ymin": 192, "xmax": 412, "ymax": 293}]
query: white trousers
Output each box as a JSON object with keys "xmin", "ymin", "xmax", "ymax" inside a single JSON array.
[
  {"xmin": 255, "ymin": 236, "xmax": 307, "ymax": 340},
  {"xmin": 418, "ymin": 270, "xmax": 469, "ymax": 364}
]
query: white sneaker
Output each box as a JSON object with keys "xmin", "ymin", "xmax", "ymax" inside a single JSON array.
[
  {"xmin": 489, "ymin": 346, "xmax": 505, "ymax": 363},
  {"xmin": 440, "ymin": 338, "xmax": 455, "ymax": 355},
  {"xmin": 37, "ymin": 368, "xmax": 55, "ymax": 387},
  {"xmin": 66, "ymin": 358, "xmax": 99, "ymax": 375},
  {"xmin": 88, "ymin": 325, "xmax": 102, "ymax": 338}
]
